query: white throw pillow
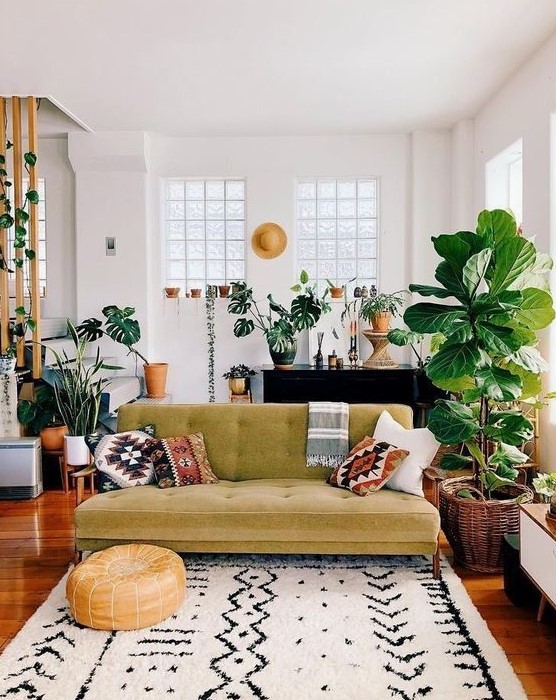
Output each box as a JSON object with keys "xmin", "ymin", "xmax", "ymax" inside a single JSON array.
[{"xmin": 372, "ymin": 410, "xmax": 440, "ymax": 497}]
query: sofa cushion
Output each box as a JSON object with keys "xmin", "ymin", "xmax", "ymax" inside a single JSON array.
[
  {"xmin": 372, "ymin": 410, "xmax": 440, "ymax": 497},
  {"xmin": 86, "ymin": 430, "xmax": 156, "ymax": 489},
  {"xmin": 329, "ymin": 439, "xmax": 409, "ymax": 496},
  {"xmin": 144, "ymin": 434, "xmax": 218, "ymax": 488},
  {"xmin": 75, "ymin": 478, "xmax": 440, "ymax": 554}
]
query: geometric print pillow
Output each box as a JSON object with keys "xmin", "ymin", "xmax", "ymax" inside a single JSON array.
[
  {"xmin": 142, "ymin": 433, "xmax": 219, "ymax": 489},
  {"xmin": 87, "ymin": 430, "xmax": 156, "ymax": 489},
  {"xmin": 328, "ymin": 437, "xmax": 410, "ymax": 497}
]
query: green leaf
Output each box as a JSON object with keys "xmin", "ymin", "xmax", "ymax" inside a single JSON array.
[
  {"xmin": 504, "ymin": 362, "xmax": 542, "ymax": 400},
  {"xmin": 404, "ymin": 303, "xmax": 468, "ymax": 334},
  {"xmin": 0, "ymin": 213, "xmax": 14, "ymax": 228},
  {"xmin": 25, "ymin": 249, "xmax": 35, "ymax": 260},
  {"xmin": 15, "ymin": 208, "xmax": 29, "ymax": 222},
  {"xmin": 476, "ymin": 209, "xmax": 517, "ymax": 244},
  {"xmin": 233, "ymin": 318, "xmax": 254, "ymax": 337},
  {"xmin": 290, "ymin": 284, "xmax": 301, "ymax": 293},
  {"xmin": 475, "ymin": 321, "xmax": 523, "ymax": 355},
  {"xmin": 27, "ymin": 319, "xmax": 36, "ymax": 332},
  {"xmin": 76, "ymin": 317, "xmax": 104, "ymax": 341},
  {"xmin": 474, "ymin": 365, "xmax": 522, "ymax": 401},
  {"xmin": 431, "ymin": 374, "xmax": 476, "ymax": 394},
  {"xmin": 484, "ymin": 411, "xmax": 533, "ymax": 446},
  {"xmin": 507, "ymin": 345, "xmax": 549, "ymax": 374},
  {"xmin": 439, "ymin": 452, "xmax": 473, "ymax": 470},
  {"xmin": 299, "ymin": 269, "xmax": 309, "ymax": 285},
  {"xmin": 462, "ymin": 249, "xmax": 492, "ymax": 298},
  {"xmin": 432, "ymin": 234, "xmax": 470, "ymax": 269},
  {"xmin": 456, "ymin": 488, "xmax": 478, "ymax": 499},
  {"xmin": 427, "ymin": 400, "xmax": 480, "ymax": 444},
  {"xmin": 434, "ymin": 261, "xmax": 469, "ymax": 299},
  {"xmin": 291, "ymin": 293, "xmax": 322, "ymax": 331},
  {"xmin": 14, "ymin": 306, "xmax": 26, "ymax": 315},
  {"xmin": 25, "ymin": 189, "xmax": 40, "ymax": 204},
  {"xmin": 408, "ymin": 284, "xmax": 454, "ymax": 299},
  {"xmin": 425, "ymin": 341, "xmax": 482, "ymax": 383},
  {"xmin": 15, "ymin": 225, "xmax": 27, "ymax": 237},
  {"xmin": 514, "ymin": 288, "xmax": 555, "ymax": 330},
  {"xmin": 481, "ymin": 470, "xmax": 519, "ymax": 493},
  {"xmin": 24, "ymin": 151, "xmax": 37, "ymax": 166},
  {"xmin": 489, "ymin": 237, "xmax": 536, "ymax": 295},
  {"xmin": 267, "ymin": 294, "xmax": 290, "ymax": 318},
  {"xmin": 387, "ymin": 328, "xmax": 423, "ymax": 347},
  {"xmin": 488, "ymin": 444, "xmax": 529, "ymax": 469}
]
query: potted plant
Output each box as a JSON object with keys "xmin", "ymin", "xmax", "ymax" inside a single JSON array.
[
  {"xmin": 17, "ymin": 382, "xmax": 68, "ymax": 450},
  {"xmin": 222, "ymin": 364, "xmax": 257, "ymax": 395},
  {"xmin": 77, "ymin": 305, "xmax": 168, "ymax": 399},
  {"xmin": 532, "ymin": 472, "xmax": 556, "ymax": 503},
  {"xmin": 227, "ymin": 270, "xmax": 330, "ymax": 369},
  {"xmin": 402, "ymin": 209, "xmax": 555, "ymax": 571},
  {"xmin": 48, "ymin": 320, "xmax": 119, "ymax": 465},
  {"xmin": 359, "ymin": 291, "xmax": 406, "ymax": 332},
  {"xmin": 325, "ymin": 277, "xmax": 356, "ymax": 299}
]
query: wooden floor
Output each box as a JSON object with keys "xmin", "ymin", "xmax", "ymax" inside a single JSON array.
[{"xmin": 1, "ymin": 488, "xmax": 555, "ymax": 699}]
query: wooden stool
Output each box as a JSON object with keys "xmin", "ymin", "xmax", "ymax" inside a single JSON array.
[{"xmin": 43, "ymin": 448, "xmax": 94, "ymax": 493}]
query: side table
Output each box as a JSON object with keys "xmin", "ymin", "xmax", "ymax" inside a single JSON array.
[
  {"xmin": 43, "ymin": 448, "xmax": 94, "ymax": 494},
  {"xmin": 519, "ymin": 503, "xmax": 556, "ymax": 621}
]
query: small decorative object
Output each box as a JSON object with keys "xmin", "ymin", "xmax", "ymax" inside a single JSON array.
[
  {"xmin": 353, "ymin": 286, "xmax": 362, "ymax": 298},
  {"xmin": 251, "ymin": 222, "xmax": 288, "ymax": 259},
  {"xmin": 190, "ymin": 288, "xmax": 202, "ymax": 298},
  {"xmin": 532, "ymin": 472, "xmax": 556, "ymax": 503},
  {"xmin": 326, "ymin": 277, "xmax": 356, "ymax": 300},
  {"xmin": 348, "ymin": 346, "xmax": 358, "ymax": 368},
  {"xmin": 219, "ymin": 285, "xmax": 230, "ymax": 298},
  {"xmin": 361, "ymin": 286, "xmax": 369, "ymax": 298},
  {"xmin": 164, "ymin": 287, "xmax": 180, "ymax": 298},
  {"xmin": 222, "ymin": 364, "xmax": 256, "ymax": 397},
  {"xmin": 336, "ymin": 357, "xmax": 344, "ymax": 369},
  {"xmin": 314, "ymin": 332, "xmax": 324, "ymax": 368},
  {"xmin": 206, "ymin": 284, "xmax": 217, "ymax": 299},
  {"xmin": 549, "ymin": 493, "xmax": 556, "ymax": 521},
  {"xmin": 362, "ymin": 329, "xmax": 398, "ymax": 368},
  {"xmin": 328, "ymin": 350, "xmax": 337, "ymax": 369}
]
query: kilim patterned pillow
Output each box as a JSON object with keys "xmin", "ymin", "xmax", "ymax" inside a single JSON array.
[
  {"xmin": 143, "ymin": 433, "xmax": 219, "ymax": 489},
  {"xmin": 88, "ymin": 430, "xmax": 156, "ymax": 489},
  {"xmin": 328, "ymin": 437, "xmax": 410, "ymax": 496}
]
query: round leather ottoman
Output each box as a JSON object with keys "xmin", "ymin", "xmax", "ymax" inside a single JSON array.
[{"xmin": 66, "ymin": 543, "xmax": 186, "ymax": 630}]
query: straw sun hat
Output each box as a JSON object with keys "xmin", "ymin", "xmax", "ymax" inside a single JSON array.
[{"xmin": 251, "ymin": 222, "xmax": 288, "ymax": 259}]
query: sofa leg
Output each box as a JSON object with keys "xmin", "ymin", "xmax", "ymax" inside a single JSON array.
[
  {"xmin": 73, "ymin": 547, "xmax": 83, "ymax": 565},
  {"xmin": 432, "ymin": 548, "xmax": 441, "ymax": 579}
]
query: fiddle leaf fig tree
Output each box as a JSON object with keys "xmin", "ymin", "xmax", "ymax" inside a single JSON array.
[{"xmin": 404, "ymin": 209, "xmax": 555, "ymax": 496}]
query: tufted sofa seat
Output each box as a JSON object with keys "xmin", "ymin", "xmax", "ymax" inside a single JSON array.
[{"xmin": 74, "ymin": 403, "xmax": 441, "ymax": 574}]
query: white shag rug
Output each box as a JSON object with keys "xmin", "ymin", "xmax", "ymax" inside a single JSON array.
[{"xmin": 0, "ymin": 554, "xmax": 525, "ymax": 700}]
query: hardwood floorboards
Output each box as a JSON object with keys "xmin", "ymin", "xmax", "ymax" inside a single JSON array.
[{"xmin": 0, "ymin": 488, "xmax": 554, "ymax": 698}]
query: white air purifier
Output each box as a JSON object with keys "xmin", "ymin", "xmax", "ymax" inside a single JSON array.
[{"xmin": 0, "ymin": 437, "xmax": 43, "ymax": 499}]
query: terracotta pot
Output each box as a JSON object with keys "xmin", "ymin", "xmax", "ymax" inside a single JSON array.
[
  {"xmin": 190, "ymin": 289, "xmax": 202, "ymax": 298},
  {"xmin": 370, "ymin": 312, "xmax": 391, "ymax": 333},
  {"xmin": 144, "ymin": 362, "xmax": 169, "ymax": 398},
  {"xmin": 64, "ymin": 434, "xmax": 90, "ymax": 467},
  {"xmin": 164, "ymin": 287, "xmax": 180, "ymax": 298},
  {"xmin": 329, "ymin": 287, "xmax": 344, "ymax": 299},
  {"xmin": 219, "ymin": 285, "xmax": 231, "ymax": 298},
  {"xmin": 40, "ymin": 424, "xmax": 68, "ymax": 451}
]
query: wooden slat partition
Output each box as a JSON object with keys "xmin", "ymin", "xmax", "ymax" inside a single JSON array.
[
  {"xmin": 0, "ymin": 97, "xmax": 8, "ymax": 353},
  {"xmin": 11, "ymin": 97, "xmax": 25, "ymax": 369},
  {"xmin": 27, "ymin": 97, "xmax": 41, "ymax": 378}
]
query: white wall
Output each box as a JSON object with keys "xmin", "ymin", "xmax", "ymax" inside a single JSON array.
[{"xmin": 474, "ymin": 31, "xmax": 556, "ymax": 467}]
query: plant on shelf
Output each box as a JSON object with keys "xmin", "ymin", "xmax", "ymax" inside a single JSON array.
[
  {"xmin": 17, "ymin": 382, "xmax": 68, "ymax": 450},
  {"xmin": 223, "ymin": 364, "xmax": 257, "ymax": 396},
  {"xmin": 532, "ymin": 472, "xmax": 556, "ymax": 503},
  {"xmin": 77, "ymin": 305, "xmax": 168, "ymax": 399},
  {"xmin": 359, "ymin": 290, "xmax": 406, "ymax": 332},
  {"xmin": 325, "ymin": 276, "xmax": 356, "ymax": 299},
  {"xmin": 402, "ymin": 208, "xmax": 555, "ymax": 572},
  {"xmin": 227, "ymin": 270, "xmax": 330, "ymax": 369}
]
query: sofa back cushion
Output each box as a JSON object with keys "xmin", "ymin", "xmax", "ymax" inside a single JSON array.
[{"xmin": 116, "ymin": 403, "xmax": 413, "ymax": 482}]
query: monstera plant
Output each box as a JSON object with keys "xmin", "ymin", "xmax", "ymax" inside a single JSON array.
[
  {"xmin": 227, "ymin": 270, "xmax": 330, "ymax": 368},
  {"xmin": 404, "ymin": 209, "xmax": 554, "ymax": 497}
]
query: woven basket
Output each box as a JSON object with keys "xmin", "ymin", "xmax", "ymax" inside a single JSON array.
[{"xmin": 439, "ymin": 476, "xmax": 533, "ymax": 573}]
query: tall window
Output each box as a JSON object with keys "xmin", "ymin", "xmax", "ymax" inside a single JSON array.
[
  {"xmin": 485, "ymin": 139, "xmax": 523, "ymax": 227},
  {"xmin": 7, "ymin": 177, "xmax": 46, "ymax": 295},
  {"xmin": 296, "ymin": 178, "xmax": 378, "ymax": 294},
  {"xmin": 164, "ymin": 179, "xmax": 246, "ymax": 294}
]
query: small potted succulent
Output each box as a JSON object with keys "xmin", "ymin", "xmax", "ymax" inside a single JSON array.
[{"xmin": 223, "ymin": 364, "xmax": 257, "ymax": 395}]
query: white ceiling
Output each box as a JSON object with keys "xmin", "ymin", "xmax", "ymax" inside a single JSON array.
[{"xmin": 5, "ymin": 0, "xmax": 556, "ymax": 137}]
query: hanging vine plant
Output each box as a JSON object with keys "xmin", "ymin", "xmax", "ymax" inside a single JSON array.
[
  {"xmin": 0, "ymin": 130, "xmax": 39, "ymax": 352},
  {"xmin": 205, "ymin": 290, "xmax": 216, "ymax": 402}
]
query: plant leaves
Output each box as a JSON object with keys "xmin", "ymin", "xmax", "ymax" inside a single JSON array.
[
  {"xmin": 404, "ymin": 303, "xmax": 467, "ymax": 334},
  {"xmin": 434, "ymin": 261, "xmax": 469, "ymax": 299},
  {"xmin": 474, "ymin": 365, "xmax": 522, "ymax": 402},
  {"xmin": 475, "ymin": 320, "xmax": 523, "ymax": 355},
  {"xmin": 514, "ymin": 288, "xmax": 555, "ymax": 330},
  {"xmin": 503, "ymin": 362, "xmax": 542, "ymax": 400},
  {"xmin": 440, "ymin": 452, "xmax": 473, "ymax": 470},
  {"xmin": 507, "ymin": 345, "xmax": 549, "ymax": 373},
  {"xmin": 387, "ymin": 328, "xmax": 423, "ymax": 347},
  {"xmin": 427, "ymin": 400, "xmax": 479, "ymax": 444},
  {"xmin": 476, "ymin": 209, "xmax": 517, "ymax": 244},
  {"xmin": 408, "ymin": 283, "xmax": 454, "ymax": 299},
  {"xmin": 425, "ymin": 341, "xmax": 482, "ymax": 383},
  {"xmin": 481, "ymin": 470, "xmax": 519, "ymax": 493},
  {"xmin": 291, "ymin": 293, "xmax": 322, "ymax": 331},
  {"xmin": 484, "ymin": 410, "xmax": 533, "ymax": 446},
  {"xmin": 233, "ymin": 318, "xmax": 254, "ymax": 337},
  {"xmin": 489, "ymin": 237, "xmax": 536, "ymax": 295},
  {"xmin": 432, "ymin": 234, "xmax": 470, "ymax": 269},
  {"xmin": 299, "ymin": 269, "xmax": 309, "ymax": 285},
  {"xmin": 462, "ymin": 249, "xmax": 492, "ymax": 298}
]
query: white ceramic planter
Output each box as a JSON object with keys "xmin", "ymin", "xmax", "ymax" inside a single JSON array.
[{"xmin": 64, "ymin": 434, "xmax": 90, "ymax": 466}]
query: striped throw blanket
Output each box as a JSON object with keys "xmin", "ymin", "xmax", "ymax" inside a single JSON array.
[{"xmin": 306, "ymin": 401, "xmax": 350, "ymax": 468}]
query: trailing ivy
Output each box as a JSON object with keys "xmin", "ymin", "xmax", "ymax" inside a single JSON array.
[{"xmin": 205, "ymin": 292, "xmax": 216, "ymax": 402}]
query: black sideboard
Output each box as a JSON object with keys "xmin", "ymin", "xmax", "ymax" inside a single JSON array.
[{"xmin": 261, "ymin": 365, "xmax": 415, "ymax": 405}]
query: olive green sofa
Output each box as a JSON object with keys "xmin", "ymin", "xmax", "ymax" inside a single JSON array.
[{"xmin": 74, "ymin": 403, "xmax": 441, "ymax": 576}]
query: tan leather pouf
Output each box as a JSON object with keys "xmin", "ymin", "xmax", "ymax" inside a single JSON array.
[{"xmin": 66, "ymin": 543, "xmax": 186, "ymax": 630}]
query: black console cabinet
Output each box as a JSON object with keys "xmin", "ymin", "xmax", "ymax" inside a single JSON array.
[{"xmin": 261, "ymin": 365, "xmax": 415, "ymax": 405}]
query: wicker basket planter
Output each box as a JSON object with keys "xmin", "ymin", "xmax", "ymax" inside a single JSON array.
[{"xmin": 439, "ymin": 476, "xmax": 533, "ymax": 573}]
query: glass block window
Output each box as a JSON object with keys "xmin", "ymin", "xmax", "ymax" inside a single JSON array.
[
  {"xmin": 7, "ymin": 177, "xmax": 46, "ymax": 296},
  {"xmin": 296, "ymin": 178, "xmax": 378, "ymax": 295},
  {"xmin": 164, "ymin": 179, "xmax": 246, "ymax": 294}
]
